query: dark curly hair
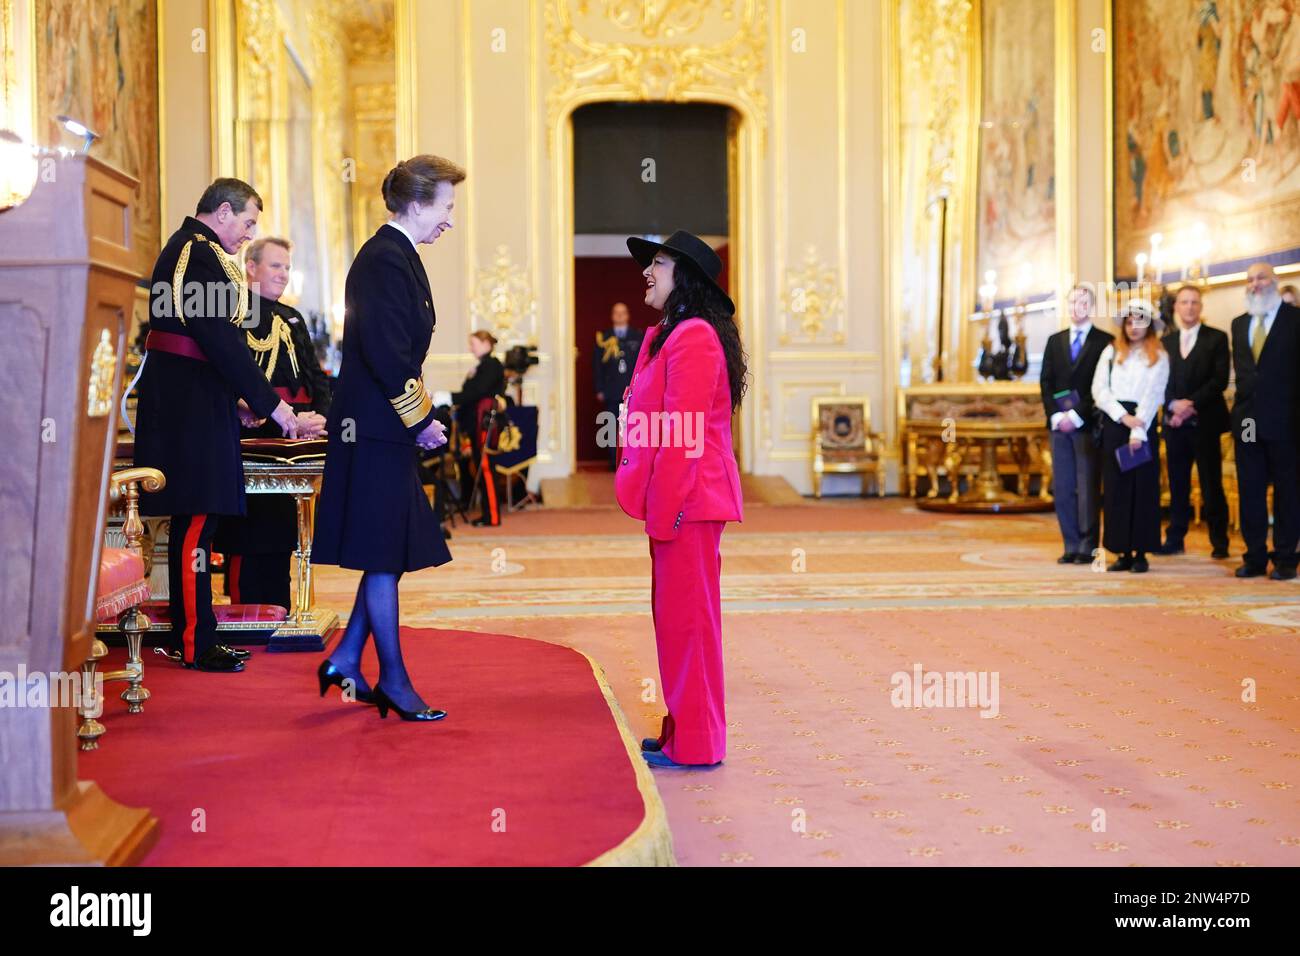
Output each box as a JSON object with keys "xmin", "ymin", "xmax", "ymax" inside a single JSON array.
[{"xmin": 647, "ymin": 256, "xmax": 749, "ymax": 409}]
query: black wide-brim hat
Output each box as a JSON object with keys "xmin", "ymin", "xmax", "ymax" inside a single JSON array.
[{"xmin": 626, "ymin": 230, "xmax": 735, "ymax": 315}]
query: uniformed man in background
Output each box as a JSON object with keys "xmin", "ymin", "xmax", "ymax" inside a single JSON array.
[
  {"xmin": 133, "ymin": 178, "xmax": 300, "ymax": 673},
  {"xmin": 215, "ymin": 236, "xmax": 330, "ymax": 611},
  {"xmin": 593, "ymin": 301, "xmax": 643, "ymax": 468}
]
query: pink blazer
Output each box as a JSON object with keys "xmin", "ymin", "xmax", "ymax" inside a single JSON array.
[{"xmin": 614, "ymin": 318, "xmax": 744, "ymax": 540}]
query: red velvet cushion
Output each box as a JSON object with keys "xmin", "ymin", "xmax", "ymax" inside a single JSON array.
[
  {"xmin": 95, "ymin": 548, "xmax": 150, "ymax": 623},
  {"xmin": 140, "ymin": 601, "xmax": 289, "ymax": 625}
]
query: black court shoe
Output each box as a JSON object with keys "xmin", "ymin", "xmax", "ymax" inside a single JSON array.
[
  {"xmin": 217, "ymin": 643, "xmax": 251, "ymax": 661},
  {"xmin": 316, "ymin": 659, "xmax": 376, "ymax": 704},
  {"xmin": 1107, "ymin": 555, "xmax": 1134, "ymax": 572},
  {"xmin": 374, "ymin": 686, "xmax": 446, "ymax": 722}
]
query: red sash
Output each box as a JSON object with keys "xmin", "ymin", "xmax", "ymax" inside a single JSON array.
[
  {"xmin": 145, "ymin": 330, "xmax": 208, "ymax": 362},
  {"xmin": 274, "ymin": 386, "xmax": 311, "ymax": 405}
]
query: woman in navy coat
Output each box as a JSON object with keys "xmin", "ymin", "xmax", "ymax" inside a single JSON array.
[{"xmin": 312, "ymin": 155, "xmax": 465, "ymax": 721}]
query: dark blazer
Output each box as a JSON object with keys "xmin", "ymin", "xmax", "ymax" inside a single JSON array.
[
  {"xmin": 452, "ymin": 354, "xmax": 506, "ymax": 436},
  {"xmin": 326, "ymin": 224, "xmax": 437, "ymax": 445},
  {"xmin": 135, "ymin": 217, "xmax": 282, "ymax": 516},
  {"xmin": 1162, "ymin": 323, "xmax": 1229, "ymax": 434},
  {"xmin": 1230, "ymin": 303, "xmax": 1300, "ymax": 442},
  {"xmin": 1039, "ymin": 324, "xmax": 1114, "ymax": 425}
]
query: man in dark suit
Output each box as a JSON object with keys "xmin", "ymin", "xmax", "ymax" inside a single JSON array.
[
  {"xmin": 1230, "ymin": 262, "xmax": 1300, "ymax": 580},
  {"xmin": 1039, "ymin": 284, "xmax": 1114, "ymax": 564},
  {"xmin": 1158, "ymin": 284, "xmax": 1230, "ymax": 558},
  {"xmin": 593, "ymin": 302, "xmax": 643, "ymax": 468},
  {"xmin": 133, "ymin": 179, "xmax": 300, "ymax": 672}
]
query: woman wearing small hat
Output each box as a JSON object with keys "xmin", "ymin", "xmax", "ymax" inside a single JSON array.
[
  {"xmin": 1091, "ymin": 299, "xmax": 1170, "ymax": 572},
  {"xmin": 616, "ymin": 231, "xmax": 746, "ymax": 768}
]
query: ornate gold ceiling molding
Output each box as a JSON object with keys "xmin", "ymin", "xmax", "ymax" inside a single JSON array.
[
  {"xmin": 470, "ymin": 245, "xmax": 537, "ymax": 344},
  {"xmin": 545, "ymin": 0, "xmax": 767, "ymax": 143},
  {"xmin": 577, "ymin": 0, "xmax": 736, "ymax": 39}
]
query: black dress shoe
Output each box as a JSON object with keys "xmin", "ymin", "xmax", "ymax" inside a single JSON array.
[
  {"xmin": 1235, "ymin": 564, "xmax": 1267, "ymax": 578},
  {"xmin": 641, "ymin": 738, "xmax": 663, "ymax": 752},
  {"xmin": 184, "ymin": 646, "xmax": 245, "ymax": 673},
  {"xmin": 1270, "ymin": 566, "xmax": 1298, "ymax": 581},
  {"xmin": 1056, "ymin": 553, "xmax": 1075, "ymax": 564},
  {"xmin": 1073, "ymin": 552, "xmax": 1095, "ymax": 564},
  {"xmin": 1154, "ymin": 542, "xmax": 1184, "ymax": 555},
  {"xmin": 373, "ymin": 686, "xmax": 446, "ymax": 721},
  {"xmin": 216, "ymin": 643, "xmax": 251, "ymax": 660},
  {"xmin": 1211, "ymin": 548, "xmax": 1230, "ymax": 560},
  {"xmin": 317, "ymin": 659, "xmax": 376, "ymax": 703},
  {"xmin": 1107, "ymin": 555, "xmax": 1133, "ymax": 572},
  {"xmin": 1130, "ymin": 556, "xmax": 1150, "ymax": 573}
]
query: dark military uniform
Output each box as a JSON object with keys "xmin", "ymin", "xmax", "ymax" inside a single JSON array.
[
  {"xmin": 133, "ymin": 217, "xmax": 282, "ymax": 664},
  {"xmin": 593, "ymin": 325, "xmax": 644, "ymax": 466},
  {"xmin": 312, "ymin": 224, "xmax": 452, "ymax": 573},
  {"xmin": 214, "ymin": 293, "xmax": 331, "ymax": 609}
]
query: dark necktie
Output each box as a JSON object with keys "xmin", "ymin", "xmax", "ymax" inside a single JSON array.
[{"xmin": 1070, "ymin": 330, "xmax": 1083, "ymax": 363}]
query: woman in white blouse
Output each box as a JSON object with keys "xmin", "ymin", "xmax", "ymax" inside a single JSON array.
[{"xmin": 1091, "ymin": 298, "xmax": 1169, "ymax": 573}]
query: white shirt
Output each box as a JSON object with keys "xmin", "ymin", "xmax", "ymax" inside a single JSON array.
[
  {"xmin": 385, "ymin": 219, "xmax": 418, "ymax": 249},
  {"xmin": 1092, "ymin": 343, "xmax": 1170, "ymax": 442},
  {"xmin": 1049, "ymin": 322, "xmax": 1094, "ymax": 431}
]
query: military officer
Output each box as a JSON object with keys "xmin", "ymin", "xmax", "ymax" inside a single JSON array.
[
  {"xmin": 593, "ymin": 302, "xmax": 643, "ymax": 468},
  {"xmin": 133, "ymin": 178, "xmax": 300, "ymax": 673},
  {"xmin": 214, "ymin": 236, "xmax": 330, "ymax": 611}
]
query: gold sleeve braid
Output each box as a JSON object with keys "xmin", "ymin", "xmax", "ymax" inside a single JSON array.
[
  {"xmin": 172, "ymin": 234, "xmax": 251, "ymax": 326},
  {"xmin": 391, "ymin": 377, "xmax": 433, "ymax": 428}
]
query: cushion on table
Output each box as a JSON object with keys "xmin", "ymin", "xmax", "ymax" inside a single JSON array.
[{"xmin": 139, "ymin": 601, "xmax": 289, "ymax": 625}]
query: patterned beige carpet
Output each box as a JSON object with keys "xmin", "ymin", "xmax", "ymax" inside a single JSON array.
[{"xmin": 313, "ymin": 498, "xmax": 1300, "ymax": 866}]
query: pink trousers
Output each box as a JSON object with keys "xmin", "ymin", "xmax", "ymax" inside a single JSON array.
[{"xmin": 649, "ymin": 520, "xmax": 726, "ymax": 765}]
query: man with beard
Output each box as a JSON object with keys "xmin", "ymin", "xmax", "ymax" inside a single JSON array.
[{"xmin": 1230, "ymin": 262, "xmax": 1300, "ymax": 579}]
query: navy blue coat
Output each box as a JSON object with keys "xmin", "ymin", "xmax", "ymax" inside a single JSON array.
[{"xmin": 312, "ymin": 225, "xmax": 451, "ymax": 573}]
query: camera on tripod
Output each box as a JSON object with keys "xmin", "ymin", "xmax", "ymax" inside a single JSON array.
[{"xmin": 504, "ymin": 344, "xmax": 538, "ymax": 377}]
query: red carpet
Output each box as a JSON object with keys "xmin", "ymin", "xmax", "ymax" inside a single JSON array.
[{"xmin": 79, "ymin": 628, "xmax": 658, "ymax": 866}]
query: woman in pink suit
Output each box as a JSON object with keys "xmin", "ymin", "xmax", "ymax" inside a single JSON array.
[{"xmin": 616, "ymin": 231, "xmax": 746, "ymax": 768}]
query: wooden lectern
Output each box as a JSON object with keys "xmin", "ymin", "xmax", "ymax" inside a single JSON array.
[{"xmin": 0, "ymin": 155, "xmax": 157, "ymax": 865}]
